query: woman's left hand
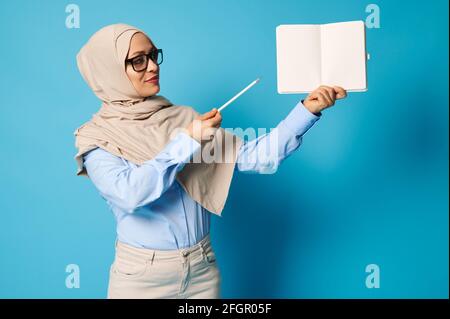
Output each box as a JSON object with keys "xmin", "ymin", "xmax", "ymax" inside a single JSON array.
[{"xmin": 303, "ymin": 85, "xmax": 347, "ymax": 115}]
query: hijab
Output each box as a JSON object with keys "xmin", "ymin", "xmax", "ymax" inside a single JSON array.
[{"xmin": 74, "ymin": 23, "xmax": 243, "ymax": 216}]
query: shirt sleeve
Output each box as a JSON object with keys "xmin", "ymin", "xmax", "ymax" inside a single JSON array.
[
  {"xmin": 83, "ymin": 131, "xmax": 201, "ymax": 213},
  {"xmin": 236, "ymin": 100, "xmax": 321, "ymax": 174}
]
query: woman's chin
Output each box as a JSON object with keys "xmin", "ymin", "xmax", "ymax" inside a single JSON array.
[{"xmin": 142, "ymin": 85, "xmax": 160, "ymax": 97}]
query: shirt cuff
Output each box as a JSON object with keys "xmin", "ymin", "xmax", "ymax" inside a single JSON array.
[
  {"xmin": 165, "ymin": 131, "xmax": 201, "ymax": 164},
  {"xmin": 277, "ymin": 99, "xmax": 321, "ymax": 137}
]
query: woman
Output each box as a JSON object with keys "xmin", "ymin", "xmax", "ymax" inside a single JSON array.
[{"xmin": 73, "ymin": 23, "xmax": 347, "ymax": 299}]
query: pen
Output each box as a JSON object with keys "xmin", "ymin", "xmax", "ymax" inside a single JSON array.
[{"xmin": 217, "ymin": 77, "xmax": 260, "ymax": 112}]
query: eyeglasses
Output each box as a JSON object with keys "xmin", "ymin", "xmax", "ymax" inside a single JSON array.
[{"xmin": 125, "ymin": 48, "xmax": 163, "ymax": 72}]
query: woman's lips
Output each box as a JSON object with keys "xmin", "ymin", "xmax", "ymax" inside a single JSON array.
[{"xmin": 145, "ymin": 77, "xmax": 159, "ymax": 84}]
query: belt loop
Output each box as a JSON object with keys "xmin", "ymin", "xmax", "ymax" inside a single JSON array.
[
  {"xmin": 199, "ymin": 244, "xmax": 206, "ymax": 260},
  {"xmin": 180, "ymin": 250, "xmax": 187, "ymax": 264},
  {"xmin": 200, "ymin": 236, "xmax": 206, "ymax": 250},
  {"xmin": 150, "ymin": 251, "xmax": 155, "ymax": 265}
]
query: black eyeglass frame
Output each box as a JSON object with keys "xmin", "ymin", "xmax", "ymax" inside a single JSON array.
[{"xmin": 125, "ymin": 48, "xmax": 163, "ymax": 72}]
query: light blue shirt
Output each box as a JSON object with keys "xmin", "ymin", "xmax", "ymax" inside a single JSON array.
[{"xmin": 83, "ymin": 101, "xmax": 320, "ymax": 250}]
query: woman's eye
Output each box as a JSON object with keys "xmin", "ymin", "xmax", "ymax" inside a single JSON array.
[{"xmin": 133, "ymin": 57, "xmax": 144, "ymax": 65}]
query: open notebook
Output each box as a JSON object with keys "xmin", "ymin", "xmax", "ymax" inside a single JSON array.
[{"xmin": 276, "ymin": 21, "xmax": 368, "ymax": 94}]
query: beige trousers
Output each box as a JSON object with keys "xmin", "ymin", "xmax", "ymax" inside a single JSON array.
[{"xmin": 107, "ymin": 234, "xmax": 221, "ymax": 299}]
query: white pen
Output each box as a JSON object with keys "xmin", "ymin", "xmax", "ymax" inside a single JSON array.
[{"xmin": 217, "ymin": 78, "xmax": 260, "ymax": 112}]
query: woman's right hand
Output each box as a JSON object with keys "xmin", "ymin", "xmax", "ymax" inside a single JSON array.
[{"xmin": 186, "ymin": 108, "xmax": 222, "ymax": 143}]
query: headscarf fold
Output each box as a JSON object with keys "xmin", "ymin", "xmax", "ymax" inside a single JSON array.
[{"xmin": 74, "ymin": 23, "xmax": 243, "ymax": 216}]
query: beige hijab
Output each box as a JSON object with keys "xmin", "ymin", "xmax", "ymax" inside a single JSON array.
[{"xmin": 74, "ymin": 23, "xmax": 243, "ymax": 216}]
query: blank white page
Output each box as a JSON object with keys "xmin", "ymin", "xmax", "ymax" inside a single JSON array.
[
  {"xmin": 320, "ymin": 21, "xmax": 367, "ymax": 91},
  {"xmin": 276, "ymin": 24, "xmax": 321, "ymax": 93}
]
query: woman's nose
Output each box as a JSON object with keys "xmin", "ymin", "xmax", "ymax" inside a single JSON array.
[{"xmin": 146, "ymin": 59, "xmax": 158, "ymax": 72}]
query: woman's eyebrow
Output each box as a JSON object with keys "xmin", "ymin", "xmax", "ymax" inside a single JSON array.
[{"xmin": 129, "ymin": 47, "xmax": 155, "ymax": 58}]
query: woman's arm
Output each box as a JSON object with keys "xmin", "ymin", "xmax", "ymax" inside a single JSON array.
[
  {"xmin": 236, "ymin": 85, "xmax": 347, "ymax": 174},
  {"xmin": 236, "ymin": 100, "xmax": 320, "ymax": 174},
  {"xmin": 83, "ymin": 131, "xmax": 201, "ymax": 213}
]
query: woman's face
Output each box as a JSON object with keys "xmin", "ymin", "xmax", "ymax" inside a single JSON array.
[{"xmin": 125, "ymin": 32, "xmax": 160, "ymax": 97}]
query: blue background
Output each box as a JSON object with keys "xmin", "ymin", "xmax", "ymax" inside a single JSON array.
[{"xmin": 0, "ymin": 0, "xmax": 448, "ymax": 298}]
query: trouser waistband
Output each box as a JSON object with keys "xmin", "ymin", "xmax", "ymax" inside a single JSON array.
[{"xmin": 114, "ymin": 234, "xmax": 212, "ymax": 264}]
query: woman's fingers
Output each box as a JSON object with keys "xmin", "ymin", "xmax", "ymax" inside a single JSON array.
[
  {"xmin": 317, "ymin": 89, "xmax": 333, "ymax": 106},
  {"xmin": 303, "ymin": 85, "xmax": 348, "ymax": 115},
  {"xmin": 317, "ymin": 85, "xmax": 348, "ymax": 105},
  {"xmin": 205, "ymin": 110, "xmax": 222, "ymax": 127},
  {"xmin": 306, "ymin": 92, "xmax": 321, "ymax": 107},
  {"xmin": 333, "ymin": 86, "xmax": 347, "ymax": 99},
  {"xmin": 199, "ymin": 108, "xmax": 218, "ymax": 120},
  {"xmin": 315, "ymin": 91, "xmax": 329, "ymax": 107},
  {"xmin": 320, "ymin": 85, "xmax": 336, "ymax": 102},
  {"xmin": 189, "ymin": 108, "xmax": 223, "ymax": 142}
]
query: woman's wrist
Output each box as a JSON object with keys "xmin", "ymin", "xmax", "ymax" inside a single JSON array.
[{"xmin": 301, "ymin": 99, "xmax": 322, "ymax": 117}]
